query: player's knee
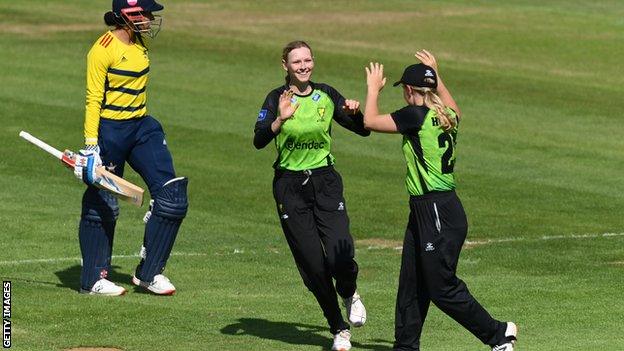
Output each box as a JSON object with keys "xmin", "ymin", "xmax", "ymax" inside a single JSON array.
[
  {"xmin": 428, "ymin": 279, "xmax": 465, "ymax": 304},
  {"xmin": 81, "ymin": 187, "xmax": 119, "ymax": 222},
  {"xmin": 152, "ymin": 177, "xmax": 189, "ymax": 220}
]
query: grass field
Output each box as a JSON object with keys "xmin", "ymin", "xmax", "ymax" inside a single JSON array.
[{"xmin": 1, "ymin": 1, "xmax": 623, "ymax": 350}]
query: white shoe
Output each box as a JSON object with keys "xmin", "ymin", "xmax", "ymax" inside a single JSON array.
[
  {"xmin": 332, "ymin": 329, "xmax": 351, "ymax": 351},
  {"xmin": 343, "ymin": 291, "xmax": 366, "ymax": 327},
  {"xmin": 80, "ymin": 278, "xmax": 126, "ymax": 296},
  {"xmin": 492, "ymin": 322, "xmax": 518, "ymax": 351},
  {"xmin": 132, "ymin": 274, "xmax": 176, "ymax": 295}
]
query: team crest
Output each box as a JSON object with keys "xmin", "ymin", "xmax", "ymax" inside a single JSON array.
[{"xmin": 317, "ymin": 107, "xmax": 326, "ymax": 122}]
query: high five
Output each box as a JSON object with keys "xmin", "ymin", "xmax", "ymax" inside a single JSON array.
[{"xmin": 363, "ymin": 51, "xmax": 518, "ymax": 351}]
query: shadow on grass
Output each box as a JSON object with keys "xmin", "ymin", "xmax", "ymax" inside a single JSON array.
[
  {"xmin": 54, "ymin": 264, "xmax": 133, "ymax": 292},
  {"xmin": 221, "ymin": 318, "xmax": 393, "ymax": 350}
]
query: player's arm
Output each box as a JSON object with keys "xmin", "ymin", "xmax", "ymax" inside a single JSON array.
[
  {"xmin": 253, "ymin": 90, "xmax": 279, "ymax": 149},
  {"xmin": 324, "ymin": 85, "xmax": 370, "ymax": 137},
  {"xmin": 84, "ymin": 43, "xmax": 111, "ymax": 146},
  {"xmin": 76, "ymin": 42, "xmax": 111, "ymax": 185},
  {"xmin": 254, "ymin": 89, "xmax": 281, "ymax": 149},
  {"xmin": 364, "ymin": 63, "xmax": 426, "ymax": 134},
  {"xmin": 363, "ymin": 62, "xmax": 399, "ymax": 133},
  {"xmin": 415, "ymin": 50, "xmax": 461, "ymax": 119}
]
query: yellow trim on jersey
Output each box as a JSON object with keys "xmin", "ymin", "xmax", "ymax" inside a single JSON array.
[{"xmin": 84, "ymin": 31, "xmax": 150, "ymax": 144}]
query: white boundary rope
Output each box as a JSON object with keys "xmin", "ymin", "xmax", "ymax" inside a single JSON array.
[
  {"xmin": 364, "ymin": 232, "xmax": 624, "ymax": 251},
  {"xmin": 0, "ymin": 252, "xmax": 207, "ymax": 266},
  {"xmin": 1, "ymin": 233, "xmax": 622, "ymax": 265},
  {"xmin": 464, "ymin": 232, "xmax": 624, "ymax": 246}
]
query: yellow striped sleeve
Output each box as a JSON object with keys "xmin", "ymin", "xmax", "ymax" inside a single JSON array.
[{"xmin": 84, "ymin": 36, "xmax": 113, "ymax": 145}]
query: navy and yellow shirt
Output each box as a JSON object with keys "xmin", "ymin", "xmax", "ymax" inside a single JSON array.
[
  {"xmin": 391, "ymin": 105, "xmax": 459, "ymax": 196},
  {"xmin": 254, "ymin": 83, "xmax": 369, "ymax": 171},
  {"xmin": 84, "ymin": 31, "xmax": 150, "ymax": 145}
]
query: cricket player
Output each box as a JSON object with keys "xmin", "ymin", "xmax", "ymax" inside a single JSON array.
[
  {"xmin": 74, "ymin": 0, "xmax": 188, "ymax": 296},
  {"xmin": 253, "ymin": 41, "xmax": 368, "ymax": 351},
  {"xmin": 362, "ymin": 51, "xmax": 518, "ymax": 351}
]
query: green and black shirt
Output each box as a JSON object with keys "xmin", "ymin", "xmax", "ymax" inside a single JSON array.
[
  {"xmin": 254, "ymin": 82, "xmax": 370, "ymax": 171},
  {"xmin": 391, "ymin": 105, "xmax": 459, "ymax": 196}
]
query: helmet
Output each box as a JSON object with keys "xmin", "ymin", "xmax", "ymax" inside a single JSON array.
[{"xmin": 112, "ymin": 0, "xmax": 164, "ymax": 38}]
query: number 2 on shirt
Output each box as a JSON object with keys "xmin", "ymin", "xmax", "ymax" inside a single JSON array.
[{"xmin": 438, "ymin": 132, "xmax": 456, "ymax": 174}]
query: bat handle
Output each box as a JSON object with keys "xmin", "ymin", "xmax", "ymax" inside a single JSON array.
[
  {"xmin": 19, "ymin": 131, "xmax": 64, "ymax": 160},
  {"xmin": 61, "ymin": 150, "xmax": 76, "ymax": 168}
]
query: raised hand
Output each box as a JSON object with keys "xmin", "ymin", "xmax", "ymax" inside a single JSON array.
[
  {"xmin": 342, "ymin": 99, "xmax": 360, "ymax": 115},
  {"xmin": 365, "ymin": 62, "xmax": 386, "ymax": 93},
  {"xmin": 278, "ymin": 90, "xmax": 299, "ymax": 121},
  {"xmin": 415, "ymin": 49, "xmax": 438, "ymax": 72}
]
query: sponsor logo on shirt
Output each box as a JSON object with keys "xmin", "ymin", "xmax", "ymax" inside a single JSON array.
[
  {"xmin": 285, "ymin": 140, "xmax": 326, "ymax": 151},
  {"xmin": 312, "ymin": 93, "xmax": 321, "ymax": 102},
  {"xmin": 257, "ymin": 109, "xmax": 268, "ymax": 121},
  {"xmin": 100, "ymin": 33, "xmax": 114, "ymax": 48}
]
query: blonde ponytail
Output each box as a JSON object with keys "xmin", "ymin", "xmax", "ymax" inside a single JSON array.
[{"xmin": 416, "ymin": 87, "xmax": 456, "ymax": 132}]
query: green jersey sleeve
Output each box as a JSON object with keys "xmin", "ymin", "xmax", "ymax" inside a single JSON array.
[
  {"xmin": 253, "ymin": 86, "xmax": 287, "ymax": 149},
  {"xmin": 391, "ymin": 105, "xmax": 428, "ymax": 135},
  {"xmin": 317, "ymin": 83, "xmax": 370, "ymax": 136}
]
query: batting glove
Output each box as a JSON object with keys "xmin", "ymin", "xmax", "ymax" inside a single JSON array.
[{"xmin": 74, "ymin": 146, "xmax": 103, "ymax": 185}]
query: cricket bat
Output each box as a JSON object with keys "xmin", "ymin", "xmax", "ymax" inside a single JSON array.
[{"xmin": 19, "ymin": 131, "xmax": 144, "ymax": 207}]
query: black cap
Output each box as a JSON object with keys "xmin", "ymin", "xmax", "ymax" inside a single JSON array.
[
  {"xmin": 393, "ymin": 63, "xmax": 437, "ymax": 89},
  {"xmin": 112, "ymin": 0, "xmax": 164, "ymax": 14}
]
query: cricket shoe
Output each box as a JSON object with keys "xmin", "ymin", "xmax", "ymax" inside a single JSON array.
[
  {"xmin": 80, "ymin": 278, "xmax": 126, "ymax": 296},
  {"xmin": 332, "ymin": 329, "xmax": 351, "ymax": 351},
  {"xmin": 492, "ymin": 322, "xmax": 518, "ymax": 351},
  {"xmin": 343, "ymin": 291, "xmax": 366, "ymax": 327},
  {"xmin": 132, "ymin": 274, "xmax": 176, "ymax": 295}
]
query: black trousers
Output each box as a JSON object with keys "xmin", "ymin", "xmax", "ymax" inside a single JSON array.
[
  {"xmin": 273, "ymin": 166, "xmax": 358, "ymax": 334},
  {"xmin": 394, "ymin": 191, "xmax": 506, "ymax": 350}
]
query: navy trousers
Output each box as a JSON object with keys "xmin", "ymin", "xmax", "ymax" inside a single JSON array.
[
  {"xmin": 79, "ymin": 116, "xmax": 176, "ymax": 290},
  {"xmin": 98, "ymin": 116, "xmax": 176, "ymax": 194}
]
